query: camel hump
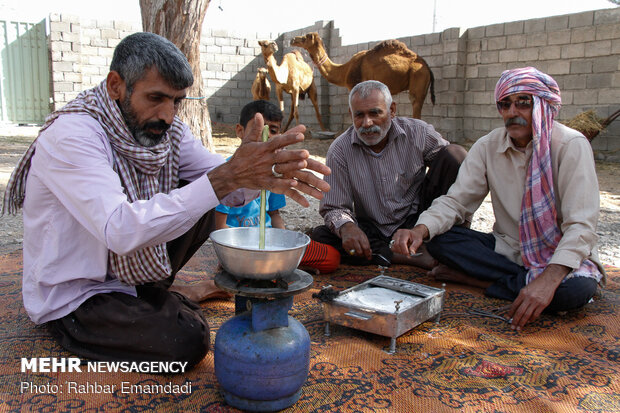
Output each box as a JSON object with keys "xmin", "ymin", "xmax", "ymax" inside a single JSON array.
[{"xmin": 370, "ymin": 39, "xmax": 417, "ymax": 59}]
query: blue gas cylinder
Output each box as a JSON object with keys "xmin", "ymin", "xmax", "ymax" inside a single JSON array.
[{"xmin": 214, "ymin": 297, "xmax": 311, "ymax": 412}]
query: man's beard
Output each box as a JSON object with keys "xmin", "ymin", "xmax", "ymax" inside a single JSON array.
[
  {"xmin": 355, "ymin": 121, "xmax": 391, "ymax": 147},
  {"xmin": 118, "ymin": 96, "xmax": 170, "ymax": 147}
]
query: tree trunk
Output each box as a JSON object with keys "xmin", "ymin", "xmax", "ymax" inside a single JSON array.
[{"xmin": 139, "ymin": 0, "xmax": 214, "ymax": 151}]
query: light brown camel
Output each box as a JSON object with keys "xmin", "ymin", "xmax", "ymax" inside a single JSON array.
[
  {"xmin": 251, "ymin": 67, "xmax": 271, "ymax": 101},
  {"xmin": 291, "ymin": 32, "xmax": 435, "ymax": 119},
  {"xmin": 258, "ymin": 40, "xmax": 326, "ymax": 131}
]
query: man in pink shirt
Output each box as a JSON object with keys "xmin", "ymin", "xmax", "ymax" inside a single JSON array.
[{"xmin": 2, "ymin": 32, "xmax": 330, "ymax": 368}]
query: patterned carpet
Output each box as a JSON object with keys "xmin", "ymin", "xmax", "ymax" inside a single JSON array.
[{"xmin": 0, "ymin": 244, "xmax": 618, "ymax": 412}]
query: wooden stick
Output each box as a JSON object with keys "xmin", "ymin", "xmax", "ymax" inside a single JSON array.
[{"xmin": 259, "ymin": 125, "xmax": 269, "ymax": 249}]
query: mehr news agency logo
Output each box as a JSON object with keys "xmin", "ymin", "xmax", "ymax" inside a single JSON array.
[{"xmin": 19, "ymin": 357, "xmax": 192, "ymax": 395}]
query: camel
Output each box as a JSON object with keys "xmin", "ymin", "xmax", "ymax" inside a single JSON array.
[
  {"xmin": 251, "ymin": 67, "xmax": 271, "ymax": 101},
  {"xmin": 291, "ymin": 32, "xmax": 435, "ymax": 119},
  {"xmin": 258, "ymin": 40, "xmax": 326, "ymax": 131}
]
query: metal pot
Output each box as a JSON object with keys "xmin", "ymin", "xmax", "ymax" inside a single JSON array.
[{"xmin": 209, "ymin": 227, "xmax": 310, "ymax": 279}]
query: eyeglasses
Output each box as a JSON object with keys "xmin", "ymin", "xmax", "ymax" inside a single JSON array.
[{"xmin": 496, "ymin": 98, "xmax": 533, "ymax": 111}]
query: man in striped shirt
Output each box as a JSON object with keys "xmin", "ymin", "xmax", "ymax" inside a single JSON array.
[{"xmin": 311, "ymin": 80, "xmax": 467, "ymax": 269}]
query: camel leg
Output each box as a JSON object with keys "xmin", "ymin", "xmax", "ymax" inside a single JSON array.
[
  {"xmin": 276, "ymin": 85, "xmax": 295, "ymax": 132},
  {"xmin": 409, "ymin": 69, "xmax": 431, "ymax": 119},
  {"xmin": 408, "ymin": 81, "xmax": 424, "ymax": 119},
  {"xmin": 409, "ymin": 93, "xmax": 422, "ymax": 119},
  {"xmin": 276, "ymin": 84, "xmax": 285, "ymax": 113},
  {"xmin": 293, "ymin": 91, "xmax": 300, "ymax": 127},
  {"xmin": 307, "ymin": 81, "xmax": 326, "ymax": 130},
  {"xmin": 283, "ymin": 91, "xmax": 298, "ymax": 132}
]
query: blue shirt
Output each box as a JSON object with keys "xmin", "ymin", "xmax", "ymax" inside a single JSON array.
[{"xmin": 216, "ymin": 191, "xmax": 286, "ymax": 228}]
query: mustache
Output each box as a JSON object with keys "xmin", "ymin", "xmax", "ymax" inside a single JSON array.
[
  {"xmin": 505, "ymin": 117, "xmax": 528, "ymax": 127},
  {"xmin": 358, "ymin": 125, "xmax": 382, "ymax": 134},
  {"xmin": 143, "ymin": 120, "xmax": 171, "ymax": 134}
]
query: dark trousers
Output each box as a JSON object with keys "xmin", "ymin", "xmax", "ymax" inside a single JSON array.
[
  {"xmin": 426, "ymin": 226, "xmax": 598, "ymax": 312},
  {"xmin": 312, "ymin": 144, "xmax": 467, "ymax": 266},
  {"xmin": 47, "ymin": 210, "xmax": 215, "ymax": 368}
]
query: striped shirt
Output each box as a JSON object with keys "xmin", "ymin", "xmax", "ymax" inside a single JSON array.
[{"xmin": 320, "ymin": 117, "xmax": 449, "ymax": 238}]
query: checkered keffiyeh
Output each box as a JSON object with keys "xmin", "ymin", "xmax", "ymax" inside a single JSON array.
[
  {"xmin": 495, "ymin": 67, "xmax": 600, "ymax": 284},
  {"xmin": 1, "ymin": 80, "xmax": 183, "ymax": 285}
]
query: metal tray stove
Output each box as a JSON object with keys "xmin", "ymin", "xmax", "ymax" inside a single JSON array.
[{"xmin": 322, "ymin": 275, "xmax": 444, "ymax": 353}]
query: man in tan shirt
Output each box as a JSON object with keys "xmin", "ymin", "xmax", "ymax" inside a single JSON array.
[{"xmin": 391, "ymin": 67, "xmax": 604, "ymax": 331}]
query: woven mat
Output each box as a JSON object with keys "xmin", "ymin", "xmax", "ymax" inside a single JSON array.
[{"xmin": 0, "ymin": 244, "xmax": 618, "ymax": 412}]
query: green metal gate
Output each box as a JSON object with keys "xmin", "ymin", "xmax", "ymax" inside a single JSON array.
[{"xmin": 0, "ymin": 19, "xmax": 50, "ymax": 124}]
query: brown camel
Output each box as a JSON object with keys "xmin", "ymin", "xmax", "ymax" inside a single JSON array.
[
  {"xmin": 258, "ymin": 40, "xmax": 326, "ymax": 131},
  {"xmin": 291, "ymin": 32, "xmax": 435, "ymax": 119},
  {"xmin": 251, "ymin": 67, "xmax": 271, "ymax": 101}
]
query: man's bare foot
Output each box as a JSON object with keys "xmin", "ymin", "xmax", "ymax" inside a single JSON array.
[
  {"xmin": 392, "ymin": 244, "xmax": 438, "ymax": 270},
  {"xmin": 170, "ymin": 280, "xmax": 232, "ymax": 302},
  {"xmin": 429, "ymin": 264, "xmax": 492, "ymax": 289}
]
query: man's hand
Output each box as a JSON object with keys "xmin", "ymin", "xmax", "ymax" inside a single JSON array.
[
  {"xmin": 208, "ymin": 114, "xmax": 331, "ymax": 207},
  {"xmin": 339, "ymin": 222, "xmax": 372, "ymax": 261},
  {"xmin": 508, "ymin": 264, "xmax": 570, "ymax": 330},
  {"xmin": 391, "ymin": 225, "xmax": 429, "ymax": 256}
]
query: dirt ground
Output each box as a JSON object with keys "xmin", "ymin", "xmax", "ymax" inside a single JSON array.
[{"xmin": 1, "ymin": 122, "xmax": 619, "ymax": 266}]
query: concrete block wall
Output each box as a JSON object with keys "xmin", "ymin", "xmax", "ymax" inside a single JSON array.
[
  {"xmin": 201, "ymin": 27, "xmax": 280, "ymax": 125},
  {"xmin": 47, "ymin": 8, "xmax": 619, "ymax": 153},
  {"xmin": 459, "ymin": 8, "xmax": 620, "ymax": 153},
  {"xmin": 48, "ymin": 14, "xmax": 141, "ymax": 108}
]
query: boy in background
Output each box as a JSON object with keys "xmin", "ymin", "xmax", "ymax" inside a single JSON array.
[
  {"xmin": 215, "ymin": 100, "xmax": 286, "ymax": 230},
  {"xmin": 215, "ymin": 100, "xmax": 340, "ymax": 274}
]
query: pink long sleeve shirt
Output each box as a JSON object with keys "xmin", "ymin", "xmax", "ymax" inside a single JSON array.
[{"xmin": 22, "ymin": 113, "xmax": 252, "ymax": 323}]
